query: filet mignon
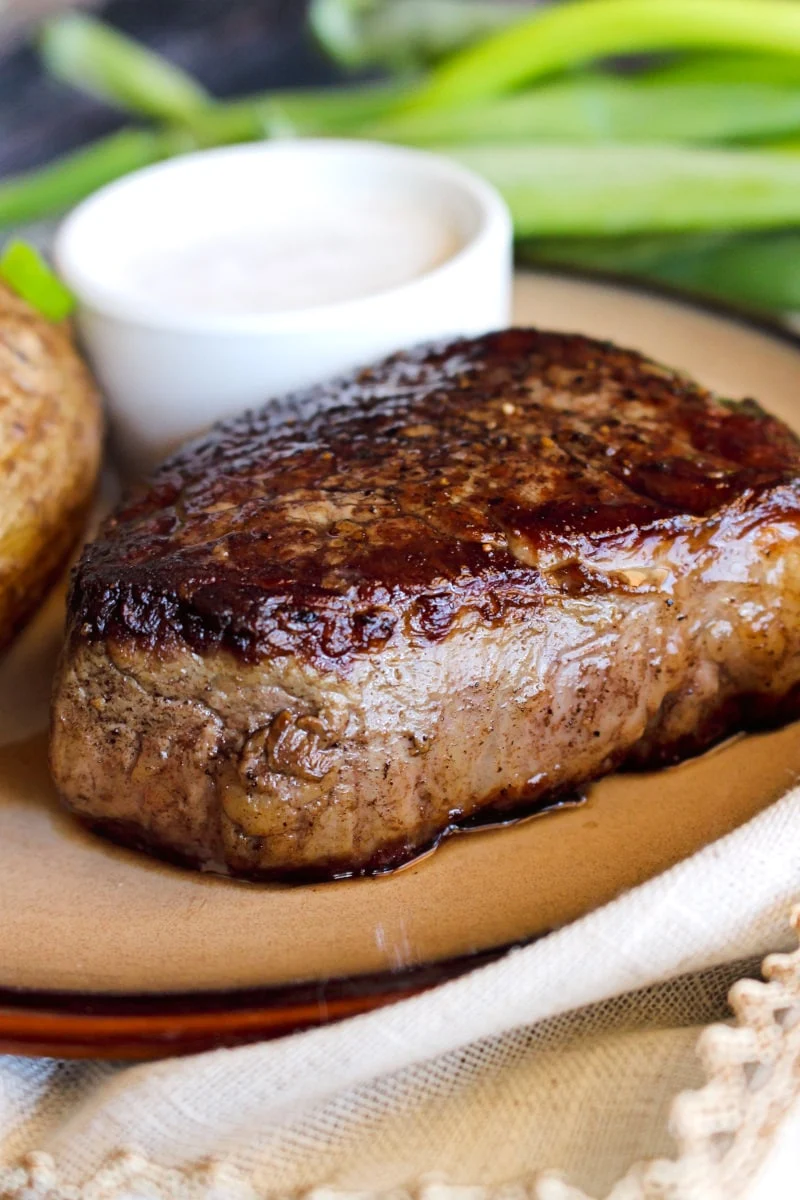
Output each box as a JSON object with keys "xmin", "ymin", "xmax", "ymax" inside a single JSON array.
[{"xmin": 50, "ymin": 330, "xmax": 800, "ymax": 879}]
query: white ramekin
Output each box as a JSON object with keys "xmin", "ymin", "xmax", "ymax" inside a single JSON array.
[{"xmin": 54, "ymin": 139, "xmax": 513, "ymax": 474}]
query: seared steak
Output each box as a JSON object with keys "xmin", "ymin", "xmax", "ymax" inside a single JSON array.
[{"xmin": 50, "ymin": 330, "xmax": 800, "ymax": 879}]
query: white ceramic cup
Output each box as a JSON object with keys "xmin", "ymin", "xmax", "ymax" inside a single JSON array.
[{"xmin": 54, "ymin": 139, "xmax": 513, "ymax": 475}]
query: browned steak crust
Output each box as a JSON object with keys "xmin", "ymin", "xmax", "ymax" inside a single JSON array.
[
  {"xmin": 51, "ymin": 330, "xmax": 800, "ymax": 879},
  {"xmin": 71, "ymin": 329, "xmax": 800, "ymax": 664}
]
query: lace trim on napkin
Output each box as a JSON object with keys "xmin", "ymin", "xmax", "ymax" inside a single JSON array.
[{"xmin": 1, "ymin": 909, "xmax": 798, "ymax": 1200}]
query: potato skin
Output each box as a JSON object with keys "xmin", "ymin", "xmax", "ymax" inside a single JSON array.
[{"xmin": 0, "ymin": 281, "xmax": 102, "ymax": 649}]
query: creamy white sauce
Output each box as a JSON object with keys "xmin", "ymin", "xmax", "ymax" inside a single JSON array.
[{"xmin": 127, "ymin": 202, "xmax": 462, "ymax": 316}]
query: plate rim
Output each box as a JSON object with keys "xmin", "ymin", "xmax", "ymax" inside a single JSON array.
[
  {"xmin": 5, "ymin": 268, "xmax": 800, "ymax": 1060},
  {"xmin": 0, "ymin": 945, "xmax": 509, "ymax": 1059}
]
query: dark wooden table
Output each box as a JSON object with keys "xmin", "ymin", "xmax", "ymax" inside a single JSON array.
[{"xmin": 0, "ymin": 0, "xmax": 341, "ymax": 177}]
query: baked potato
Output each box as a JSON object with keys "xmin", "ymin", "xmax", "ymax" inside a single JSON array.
[{"xmin": 0, "ymin": 280, "xmax": 102, "ymax": 650}]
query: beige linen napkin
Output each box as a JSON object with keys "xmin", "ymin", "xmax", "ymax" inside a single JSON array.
[{"xmin": 0, "ymin": 780, "xmax": 799, "ymax": 1200}]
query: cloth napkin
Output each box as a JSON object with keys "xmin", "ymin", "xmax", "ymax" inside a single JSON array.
[{"xmin": 1, "ymin": 779, "xmax": 799, "ymax": 1200}]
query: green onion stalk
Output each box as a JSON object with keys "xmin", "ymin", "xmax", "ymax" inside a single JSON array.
[
  {"xmin": 5, "ymin": 1, "xmax": 800, "ymax": 313},
  {"xmin": 308, "ymin": 0, "xmax": 531, "ymax": 73},
  {"xmin": 0, "ymin": 239, "xmax": 75, "ymax": 319},
  {"xmin": 367, "ymin": 79, "xmax": 800, "ymax": 146},
  {"xmin": 39, "ymin": 13, "xmax": 211, "ymax": 122},
  {"xmin": 0, "ymin": 129, "xmax": 184, "ymax": 229},
  {"xmin": 518, "ymin": 230, "xmax": 800, "ymax": 313},
  {"xmin": 443, "ymin": 143, "xmax": 800, "ymax": 238},
  {"xmin": 400, "ymin": 0, "xmax": 800, "ymax": 112}
]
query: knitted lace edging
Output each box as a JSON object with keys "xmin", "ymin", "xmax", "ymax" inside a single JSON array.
[{"xmin": 2, "ymin": 908, "xmax": 799, "ymax": 1200}]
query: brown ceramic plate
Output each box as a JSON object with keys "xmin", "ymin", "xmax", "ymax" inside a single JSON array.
[{"xmin": 2, "ymin": 272, "xmax": 800, "ymax": 1060}]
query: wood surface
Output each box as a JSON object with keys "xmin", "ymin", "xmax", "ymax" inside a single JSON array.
[{"xmin": 0, "ymin": 0, "xmax": 329, "ymax": 176}]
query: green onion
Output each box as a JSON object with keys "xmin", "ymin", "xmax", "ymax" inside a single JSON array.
[
  {"xmin": 400, "ymin": 0, "xmax": 800, "ymax": 113},
  {"xmin": 439, "ymin": 143, "xmax": 800, "ymax": 237},
  {"xmin": 763, "ymin": 136, "xmax": 800, "ymax": 153},
  {"xmin": 39, "ymin": 12, "xmax": 409, "ymax": 137},
  {"xmin": 519, "ymin": 230, "xmax": 800, "ymax": 312},
  {"xmin": 40, "ymin": 13, "xmax": 210, "ymax": 122},
  {"xmin": 0, "ymin": 240, "xmax": 75, "ymax": 321},
  {"xmin": 648, "ymin": 232, "xmax": 800, "ymax": 309},
  {"xmin": 15, "ymin": 2, "xmax": 800, "ymax": 317},
  {"xmin": 639, "ymin": 53, "xmax": 800, "ymax": 87},
  {"xmin": 187, "ymin": 80, "xmax": 409, "ymax": 144},
  {"xmin": 368, "ymin": 79, "xmax": 800, "ymax": 146},
  {"xmin": 0, "ymin": 129, "xmax": 187, "ymax": 228},
  {"xmin": 309, "ymin": 0, "xmax": 525, "ymax": 72},
  {"xmin": 0, "ymin": 85, "xmax": 407, "ymax": 229},
  {"xmin": 519, "ymin": 231, "xmax": 730, "ymax": 274}
]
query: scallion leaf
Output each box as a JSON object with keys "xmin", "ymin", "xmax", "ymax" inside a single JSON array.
[
  {"xmin": 369, "ymin": 79, "xmax": 800, "ymax": 146},
  {"xmin": 309, "ymin": 0, "xmax": 525, "ymax": 72},
  {"xmin": 518, "ymin": 230, "xmax": 800, "ymax": 312},
  {"xmin": 40, "ymin": 13, "xmax": 210, "ymax": 123},
  {"xmin": 0, "ymin": 129, "xmax": 185, "ymax": 229},
  {"xmin": 639, "ymin": 53, "xmax": 800, "ymax": 87},
  {"xmin": 0, "ymin": 241, "xmax": 75, "ymax": 322},
  {"xmin": 439, "ymin": 143, "xmax": 800, "ymax": 237},
  {"xmin": 400, "ymin": 0, "xmax": 800, "ymax": 113}
]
